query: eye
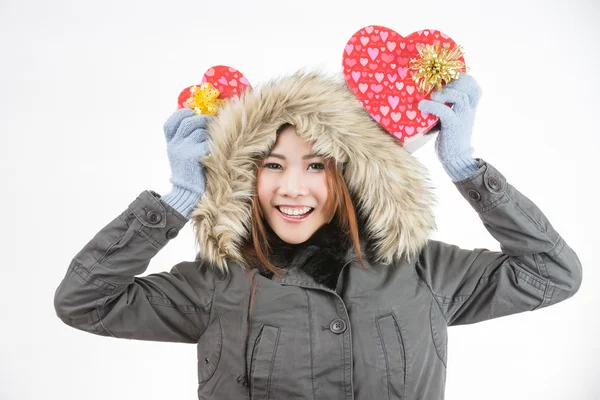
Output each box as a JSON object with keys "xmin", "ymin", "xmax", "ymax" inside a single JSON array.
[
  {"xmin": 309, "ymin": 163, "xmax": 325, "ymax": 170},
  {"xmin": 263, "ymin": 163, "xmax": 281, "ymax": 170}
]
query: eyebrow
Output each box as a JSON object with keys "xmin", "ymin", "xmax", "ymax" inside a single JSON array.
[{"xmin": 267, "ymin": 153, "xmax": 322, "ymax": 160}]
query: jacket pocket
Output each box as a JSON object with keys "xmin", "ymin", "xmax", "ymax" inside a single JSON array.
[
  {"xmin": 430, "ymin": 300, "xmax": 448, "ymax": 367},
  {"xmin": 376, "ymin": 314, "xmax": 406, "ymax": 399},
  {"xmin": 197, "ymin": 313, "xmax": 223, "ymax": 383},
  {"xmin": 250, "ymin": 324, "xmax": 281, "ymax": 400}
]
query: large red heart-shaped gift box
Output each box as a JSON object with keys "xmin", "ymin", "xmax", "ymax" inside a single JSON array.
[{"xmin": 342, "ymin": 26, "xmax": 465, "ymax": 152}]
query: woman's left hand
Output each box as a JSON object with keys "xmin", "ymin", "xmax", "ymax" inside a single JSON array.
[{"xmin": 418, "ymin": 74, "xmax": 482, "ymax": 181}]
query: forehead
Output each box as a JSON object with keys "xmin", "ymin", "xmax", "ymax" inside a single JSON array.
[{"xmin": 270, "ymin": 126, "xmax": 315, "ymax": 153}]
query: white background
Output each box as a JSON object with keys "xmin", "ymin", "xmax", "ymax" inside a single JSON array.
[{"xmin": 1, "ymin": 0, "xmax": 599, "ymax": 399}]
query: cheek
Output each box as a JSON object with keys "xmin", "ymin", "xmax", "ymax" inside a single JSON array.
[
  {"xmin": 256, "ymin": 174, "xmax": 271, "ymax": 210},
  {"xmin": 314, "ymin": 175, "xmax": 329, "ymax": 203}
]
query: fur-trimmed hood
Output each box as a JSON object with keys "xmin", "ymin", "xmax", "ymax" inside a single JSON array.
[{"xmin": 190, "ymin": 69, "xmax": 437, "ymax": 272}]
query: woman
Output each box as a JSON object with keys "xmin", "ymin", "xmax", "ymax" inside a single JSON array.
[{"xmin": 54, "ymin": 70, "xmax": 582, "ymax": 399}]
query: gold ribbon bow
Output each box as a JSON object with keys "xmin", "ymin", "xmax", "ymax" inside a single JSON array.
[
  {"xmin": 185, "ymin": 82, "xmax": 226, "ymax": 116},
  {"xmin": 409, "ymin": 42, "xmax": 467, "ymax": 96}
]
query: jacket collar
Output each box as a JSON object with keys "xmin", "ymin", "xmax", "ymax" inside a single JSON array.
[{"xmin": 264, "ymin": 218, "xmax": 356, "ymax": 290}]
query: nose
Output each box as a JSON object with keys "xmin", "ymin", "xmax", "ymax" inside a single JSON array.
[{"xmin": 278, "ymin": 168, "xmax": 308, "ymax": 197}]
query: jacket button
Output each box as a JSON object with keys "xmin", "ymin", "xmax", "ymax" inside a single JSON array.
[
  {"xmin": 330, "ymin": 319, "xmax": 347, "ymax": 334},
  {"xmin": 166, "ymin": 228, "xmax": 179, "ymax": 239},
  {"xmin": 488, "ymin": 176, "xmax": 502, "ymax": 190},
  {"xmin": 467, "ymin": 189, "xmax": 481, "ymax": 201},
  {"xmin": 147, "ymin": 210, "xmax": 161, "ymax": 224}
]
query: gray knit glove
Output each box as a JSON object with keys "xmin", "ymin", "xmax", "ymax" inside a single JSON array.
[
  {"xmin": 160, "ymin": 108, "xmax": 212, "ymax": 219},
  {"xmin": 418, "ymin": 74, "xmax": 482, "ymax": 182}
]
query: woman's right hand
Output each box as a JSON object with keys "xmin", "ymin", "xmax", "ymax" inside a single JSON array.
[{"xmin": 160, "ymin": 108, "xmax": 212, "ymax": 219}]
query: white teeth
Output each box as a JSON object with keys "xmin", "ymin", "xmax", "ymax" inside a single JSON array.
[{"xmin": 279, "ymin": 207, "xmax": 312, "ymax": 216}]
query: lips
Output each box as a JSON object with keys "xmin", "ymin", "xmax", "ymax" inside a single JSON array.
[
  {"xmin": 276, "ymin": 206, "xmax": 314, "ymax": 215},
  {"xmin": 275, "ymin": 206, "xmax": 314, "ymax": 222}
]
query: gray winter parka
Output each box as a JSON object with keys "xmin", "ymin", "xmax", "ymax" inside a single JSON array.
[{"xmin": 54, "ymin": 71, "xmax": 582, "ymax": 400}]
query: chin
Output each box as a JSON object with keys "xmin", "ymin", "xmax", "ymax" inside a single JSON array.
[
  {"xmin": 263, "ymin": 208, "xmax": 327, "ymax": 245},
  {"xmin": 272, "ymin": 228, "xmax": 313, "ymax": 245}
]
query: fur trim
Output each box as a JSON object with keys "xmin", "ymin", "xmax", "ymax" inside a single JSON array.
[
  {"xmin": 190, "ymin": 69, "xmax": 437, "ymax": 272},
  {"xmin": 262, "ymin": 216, "xmax": 352, "ymax": 288}
]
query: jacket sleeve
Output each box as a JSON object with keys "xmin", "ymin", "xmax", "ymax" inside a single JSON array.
[
  {"xmin": 54, "ymin": 190, "xmax": 216, "ymax": 343},
  {"xmin": 414, "ymin": 159, "xmax": 582, "ymax": 326}
]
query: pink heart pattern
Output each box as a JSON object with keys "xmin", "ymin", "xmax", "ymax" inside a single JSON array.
[{"xmin": 342, "ymin": 26, "xmax": 465, "ymax": 144}]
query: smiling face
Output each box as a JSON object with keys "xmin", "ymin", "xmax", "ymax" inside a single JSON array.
[{"xmin": 256, "ymin": 125, "xmax": 332, "ymax": 244}]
